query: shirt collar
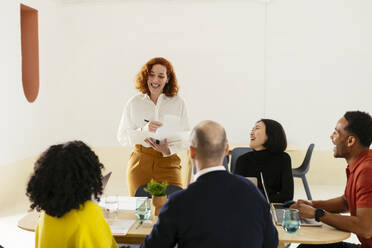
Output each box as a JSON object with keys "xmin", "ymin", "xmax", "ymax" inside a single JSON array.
[
  {"xmin": 143, "ymin": 93, "xmax": 165, "ymax": 101},
  {"xmin": 194, "ymin": 165, "xmax": 226, "ymax": 181},
  {"xmin": 347, "ymin": 150, "xmax": 372, "ymax": 173}
]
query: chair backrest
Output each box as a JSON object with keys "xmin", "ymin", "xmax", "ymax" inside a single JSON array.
[
  {"xmin": 222, "ymin": 155, "xmax": 229, "ymax": 171},
  {"xmin": 134, "ymin": 184, "xmax": 183, "ymax": 198},
  {"xmin": 296, "ymin": 143, "xmax": 315, "ymax": 173},
  {"xmin": 230, "ymin": 147, "xmax": 253, "ymax": 173},
  {"xmin": 134, "ymin": 184, "xmax": 152, "ymax": 198},
  {"xmin": 166, "ymin": 185, "xmax": 183, "ymax": 196}
]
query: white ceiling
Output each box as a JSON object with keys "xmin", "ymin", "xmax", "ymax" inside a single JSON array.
[{"xmin": 60, "ymin": 0, "xmax": 270, "ymax": 4}]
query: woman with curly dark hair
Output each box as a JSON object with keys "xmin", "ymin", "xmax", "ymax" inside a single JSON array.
[
  {"xmin": 117, "ymin": 57, "xmax": 190, "ymax": 196},
  {"xmin": 26, "ymin": 140, "xmax": 118, "ymax": 248}
]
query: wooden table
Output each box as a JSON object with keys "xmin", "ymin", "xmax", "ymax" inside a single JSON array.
[
  {"xmin": 17, "ymin": 210, "xmax": 154, "ymax": 244},
  {"xmin": 277, "ymin": 224, "xmax": 350, "ymax": 247},
  {"xmin": 18, "ymin": 210, "xmax": 350, "ymax": 246}
]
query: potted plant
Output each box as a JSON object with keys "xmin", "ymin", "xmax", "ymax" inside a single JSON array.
[{"xmin": 144, "ymin": 179, "xmax": 168, "ymax": 216}]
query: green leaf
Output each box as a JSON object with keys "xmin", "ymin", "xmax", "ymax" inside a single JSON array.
[{"xmin": 144, "ymin": 179, "xmax": 168, "ymax": 196}]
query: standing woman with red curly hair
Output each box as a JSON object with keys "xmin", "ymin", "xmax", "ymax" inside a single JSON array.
[{"xmin": 117, "ymin": 57, "xmax": 190, "ymax": 196}]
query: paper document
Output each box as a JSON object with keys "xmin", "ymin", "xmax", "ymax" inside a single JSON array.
[
  {"xmin": 118, "ymin": 196, "xmax": 136, "ymax": 210},
  {"xmin": 106, "ymin": 219, "xmax": 136, "ymax": 235},
  {"xmin": 127, "ymin": 129, "xmax": 189, "ymax": 147},
  {"xmin": 98, "ymin": 196, "xmax": 138, "ymax": 210},
  {"xmin": 127, "ymin": 114, "xmax": 189, "ymax": 146}
]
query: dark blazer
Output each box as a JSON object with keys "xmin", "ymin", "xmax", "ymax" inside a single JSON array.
[{"xmin": 140, "ymin": 170, "xmax": 278, "ymax": 248}]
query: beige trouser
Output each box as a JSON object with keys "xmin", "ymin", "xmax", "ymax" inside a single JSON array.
[{"xmin": 127, "ymin": 145, "xmax": 183, "ymax": 196}]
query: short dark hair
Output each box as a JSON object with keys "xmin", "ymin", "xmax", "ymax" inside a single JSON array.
[
  {"xmin": 260, "ymin": 119, "xmax": 287, "ymax": 153},
  {"xmin": 344, "ymin": 111, "xmax": 372, "ymax": 148},
  {"xmin": 26, "ymin": 141, "xmax": 104, "ymax": 217}
]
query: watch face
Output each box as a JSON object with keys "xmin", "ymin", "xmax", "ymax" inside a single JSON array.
[{"xmin": 315, "ymin": 208, "xmax": 325, "ymax": 222}]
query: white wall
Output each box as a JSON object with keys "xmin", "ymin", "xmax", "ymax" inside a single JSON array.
[
  {"xmin": 0, "ymin": 0, "xmax": 63, "ymax": 165},
  {"xmin": 58, "ymin": 0, "xmax": 372, "ymax": 151},
  {"xmin": 1, "ymin": 0, "xmax": 371, "ymax": 165},
  {"xmin": 266, "ymin": 0, "xmax": 372, "ymax": 150},
  {"xmin": 57, "ymin": 0, "xmax": 266, "ymax": 148}
]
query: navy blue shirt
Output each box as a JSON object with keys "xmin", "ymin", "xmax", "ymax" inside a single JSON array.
[{"xmin": 141, "ymin": 171, "xmax": 278, "ymax": 248}]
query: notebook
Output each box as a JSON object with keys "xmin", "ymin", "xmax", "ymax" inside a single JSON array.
[{"xmin": 259, "ymin": 172, "xmax": 321, "ymax": 227}]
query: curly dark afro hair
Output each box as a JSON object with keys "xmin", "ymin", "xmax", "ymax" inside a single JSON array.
[
  {"xmin": 344, "ymin": 111, "xmax": 372, "ymax": 148},
  {"xmin": 26, "ymin": 140, "xmax": 104, "ymax": 217}
]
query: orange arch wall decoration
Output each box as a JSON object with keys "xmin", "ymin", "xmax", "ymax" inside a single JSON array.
[{"xmin": 20, "ymin": 4, "xmax": 39, "ymax": 103}]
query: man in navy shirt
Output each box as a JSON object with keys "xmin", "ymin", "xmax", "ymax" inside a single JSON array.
[{"xmin": 141, "ymin": 120, "xmax": 278, "ymax": 248}]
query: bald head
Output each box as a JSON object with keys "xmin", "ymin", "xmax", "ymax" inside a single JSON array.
[{"xmin": 190, "ymin": 120, "xmax": 228, "ymax": 165}]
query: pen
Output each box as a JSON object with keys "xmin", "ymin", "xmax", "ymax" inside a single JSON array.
[
  {"xmin": 143, "ymin": 119, "xmax": 159, "ymax": 144},
  {"xmin": 136, "ymin": 220, "xmax": 143, "ymax": 229}
]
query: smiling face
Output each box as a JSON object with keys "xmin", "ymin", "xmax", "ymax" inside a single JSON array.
[
  {"xmin": 330, "ymin": 117, "xmax": 351, "ymax": 158},
  {"xmin": 147, "ymin": 64, "xmax": 168, "ymax": 99},
  {"xmin": 249, "ymin": 121, "xmax": 268, "ymax": 151}
]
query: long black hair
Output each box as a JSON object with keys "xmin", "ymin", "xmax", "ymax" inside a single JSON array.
[
  {"xmin": 260, "ymin": 119, "xmax": 287, "ymax": 153},
  {"xmin": 26, "ymin": 141, "xmax": 104, "ymax": 217}
]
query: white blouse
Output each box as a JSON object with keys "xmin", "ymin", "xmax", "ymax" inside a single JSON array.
[{"xmin": 117, "ymin": 93, "xmax": 190, "ymax": 155}]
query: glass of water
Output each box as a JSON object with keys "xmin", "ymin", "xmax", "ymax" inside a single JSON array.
[
  {"xmin": 282, "ymin": 209, "xmax": 300, "ymax": 234},
  {"xmin": 105, "ymin": 195, "xmax": 118, "ymax": 219},
  {"xmin": 136, "ymin": 197, "xmax": 151, "ymax": 221}
]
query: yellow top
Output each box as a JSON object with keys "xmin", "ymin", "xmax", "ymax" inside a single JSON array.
[{"xmin": 35, "ymin": 200, "xmax": 118, "ymax": 248}]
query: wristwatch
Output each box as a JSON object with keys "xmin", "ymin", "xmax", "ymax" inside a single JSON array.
[{"xmin": 315, "ymin": 208, "xmax": 326, "ymax": 222}]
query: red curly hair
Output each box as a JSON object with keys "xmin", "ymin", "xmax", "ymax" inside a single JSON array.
[{"xmin": 135, "ymin": 57, "xmax": 179, "ymax": 97}]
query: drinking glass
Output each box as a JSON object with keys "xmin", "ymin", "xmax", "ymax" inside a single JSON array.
[
  {"xmin": 105, "ymin": 195, "xmax": 118, "ymax": 219},
  {"xmin": 136, "ymin": 197, "xmax": 151, "ymax": 221},
  {"xmin": 282, "ymin": 209, "xmax": 300, "ymax": 234}
]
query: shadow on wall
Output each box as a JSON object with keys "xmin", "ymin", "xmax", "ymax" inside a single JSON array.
[
  {"xmin": 0, "ymin": 146, "xmax": 345, "ymax": 217},
  {"xmin": 0, "ymin": 156, "xmax": 37, "ymax": 217},
  {"xmin": 0, "ymin": 146, "xmax": 190, "ymax": 217},
  {"xmin": 287, "ymin": 149, "xmax": 347, "ymax": 186},
  {"xmin": 0, "ymin": 146, "xmax": 132, "ymax": 217}
]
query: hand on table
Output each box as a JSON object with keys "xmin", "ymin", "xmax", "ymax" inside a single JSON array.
[
  {"xmin": 143, "ymin": 121, "xmax": 162, "ymax": 132},
  {"xmin": 290, "ymin": 199, "xmax": 313, "ymax": 208},
  {"xmin": 291, "ymin": 199, "xmax": 315, "ymax": 219},
  {"xmin": 144, "ymin": 138, "xmax": 170, "ymax": 156}
]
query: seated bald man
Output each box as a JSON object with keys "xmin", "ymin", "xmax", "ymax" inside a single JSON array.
[{"xmin": 140, "ymin": 120, "xmax": 278, "ymax": 248}]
